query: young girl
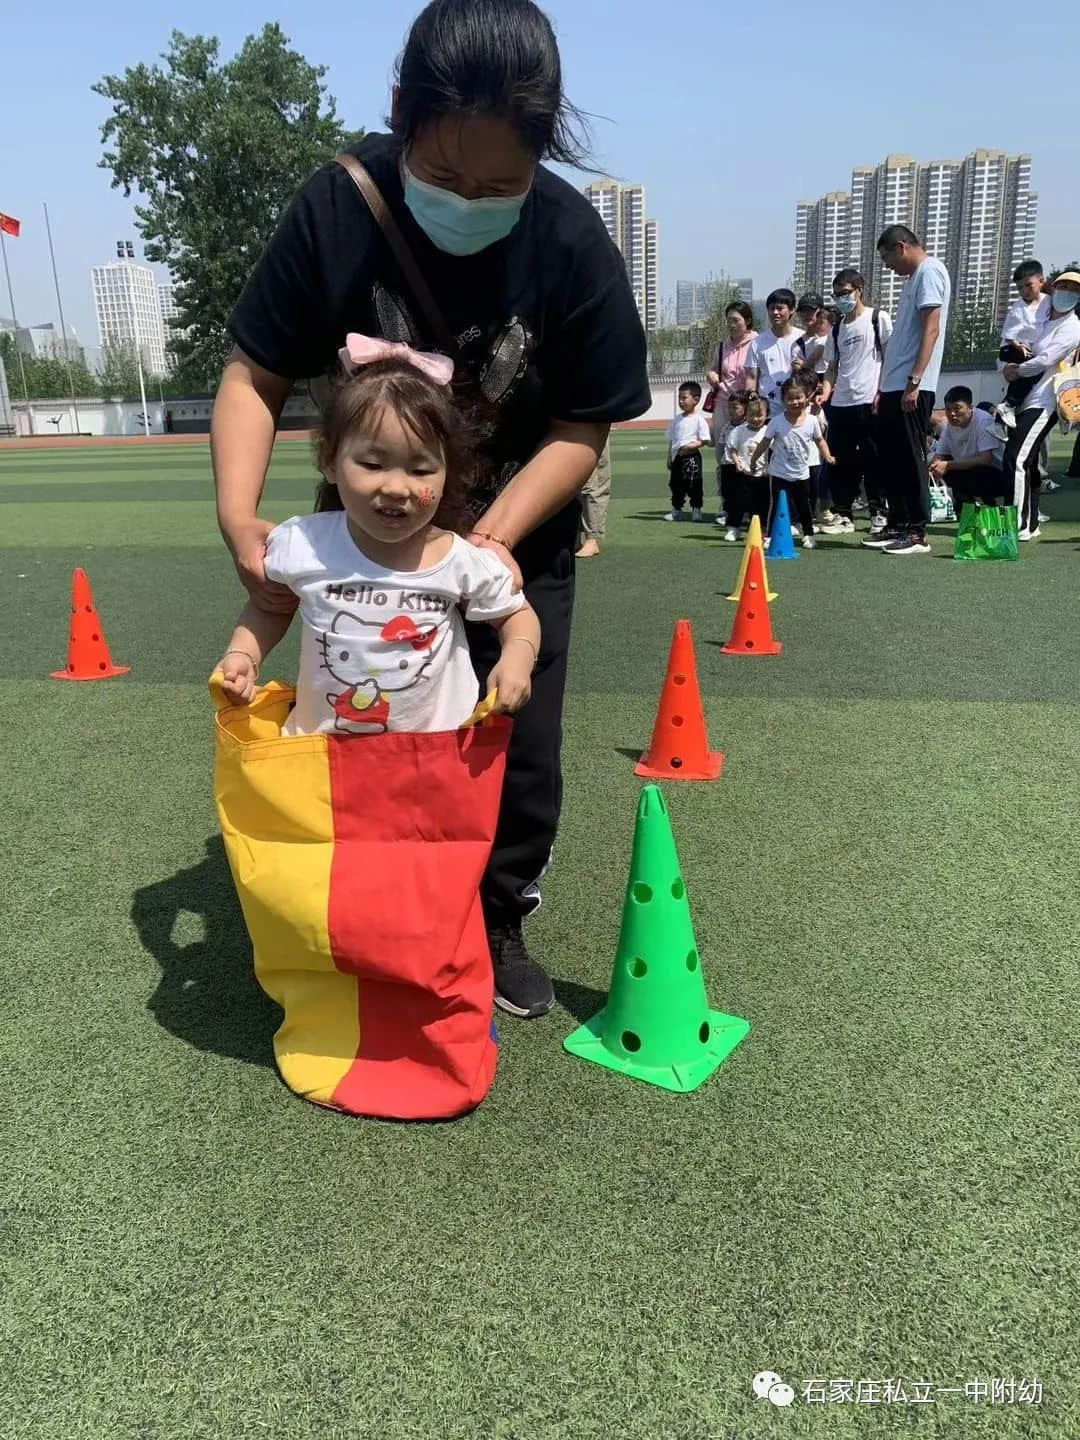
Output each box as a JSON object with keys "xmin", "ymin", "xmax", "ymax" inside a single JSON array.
[
  {"xmin": 722, "ymin": 394, "xmax": 770, "ymax": 541},
  {"xmin": 751, "ymin": 376, "xmax": 835, "ymax": 550},
  {"xmin": 217, "ymin": 339, "xmax": 541, "ymax": 734},
  {"xmin": 713, "ymin": 391, "xmax": 747, "ymax": 533}
]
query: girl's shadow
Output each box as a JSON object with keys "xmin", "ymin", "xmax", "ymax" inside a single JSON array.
[{"xmin": 130, "ymin": 836, "xmax": 280, "ymax": 1067}]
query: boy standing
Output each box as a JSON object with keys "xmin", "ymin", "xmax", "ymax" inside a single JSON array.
[
  {"xmin": 931, "ymin": 387, "xmax": 1005, "ymax": 515},
  {"xmin": 865, "ymin": 225, "xmax": 950, "ymax": 556},
  {"xmin": 821, "ymin": 268, "xmax": 893, "ymax": 535},
  {"xmin": 665, "ymin": 381, "xmax": 710, "ymax": 521},
  {"xmin": 746, "ymin": 290, "xmax": 805, "ymax": 415}
]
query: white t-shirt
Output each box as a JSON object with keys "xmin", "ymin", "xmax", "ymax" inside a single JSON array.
[
  {"xmin": 764, "ymin": 413, "xmax": 823, "ymax": 480},
  {"xmin": 796, "ymin": 329, "xmax": 832, "ymax": 375},
  {"xmin": 933, "ymin": 411, "xmax": 1004, "ymax": 469},
  {"xmin": 747, "ymin": 329, "xmax": 805, "ymax": 412},
  {"xmin": 668, "ymin": 410, "xmax": 711, "ymax": 462},
  {"xmin": 1001, "ymin": 295, "xmax": 1050, "ymax": 347},
  {"xmin": 264, "ymin": 512, "xmax": 524, "ymax": 736},
  {"xmin": 724, "ymin": 422, "xmax": 769, "ymax": 477},
  {"xmin": 825, "ymin": 308, "xmax": 894, "ymax": 407},
  {"xmin": 880, "ymin": 257, "xmax": 950, "ymax": 393},
  {"xmin": 1015, "ymin": 310, "xmax": 1080, "ymax": 413}
]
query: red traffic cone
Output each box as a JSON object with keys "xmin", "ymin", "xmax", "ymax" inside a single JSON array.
[
  {"xmin": 51, "ymin": 568, "xmax": 130, "ymax": 681},
  {"xmin": 635, "ymin": 619, "xmax": 723, "ymax": 781},
  {"xmin": 721, "ymin": 546, "xmax": 782, "ymax": 656}
]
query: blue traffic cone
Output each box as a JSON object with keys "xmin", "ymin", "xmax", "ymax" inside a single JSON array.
[{"xmin": 768, "ymin": 490, "xmax": 799, "ymax": 560}]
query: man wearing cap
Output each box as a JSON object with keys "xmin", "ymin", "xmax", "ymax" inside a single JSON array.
[{"xmin": 1001, "ymin": 269, "xmax": 1080, "ymax": 539}]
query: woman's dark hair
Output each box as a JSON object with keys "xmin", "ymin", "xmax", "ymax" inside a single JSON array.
[
  {"xmin": 313, "ymin": 359, "xmax": 473, "ymax": 534},
  {"xmin": 394, "ymin": 0, "xmax": 589, "ymax": 165},
  {"xmin": 724, "ymin": 301, "xmax": 754, "ymax": 330}
]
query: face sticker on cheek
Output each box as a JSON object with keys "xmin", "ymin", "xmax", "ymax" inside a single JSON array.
[{"xmin": 417, "ymin": 485, "xmax": 436, "ymax": 510}]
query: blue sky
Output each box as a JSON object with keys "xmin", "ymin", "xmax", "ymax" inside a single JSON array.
[{"xmin": 0, "ymin": 0, "xmax": 1074, "ymax": 353}]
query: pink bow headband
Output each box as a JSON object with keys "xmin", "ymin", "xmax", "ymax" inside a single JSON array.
[{"xmin": 338, "ymin": 333, "xmax": 454, "ymax": 386}]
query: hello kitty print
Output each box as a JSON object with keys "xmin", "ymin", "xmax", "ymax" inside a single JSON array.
[{"xmin": 263, "ymin": 512, "xmax": 524, "ymax": 738}]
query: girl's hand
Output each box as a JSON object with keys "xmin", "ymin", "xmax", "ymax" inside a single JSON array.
[
  {"xmin": 488, "ymin": 651, "xmax": 533, "ymax": 715},
  {"xmin": 217, "ymin": 652, "xmax": 259, "ymax": 705},
  {"xmin": 222, "ymin": 516, "xmax": 296, "ymax": 614},
  {"xmin": 467, "ymin": 532, "xmax": 524, "ymax": 593}
]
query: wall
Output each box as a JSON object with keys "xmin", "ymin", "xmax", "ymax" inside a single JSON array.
[{"xmin": 8, "ymin": 390, "xmax": 317, "ymax": 437}]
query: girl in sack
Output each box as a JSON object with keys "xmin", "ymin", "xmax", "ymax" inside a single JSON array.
[{"xmin": 215, "ymin": 340, "xmax": 541, "ymax": 733}]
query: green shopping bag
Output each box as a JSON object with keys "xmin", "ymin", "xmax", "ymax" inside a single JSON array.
[{"xmin": 954, "ymin": 503, "xmax": 1020, "ymax": 562}]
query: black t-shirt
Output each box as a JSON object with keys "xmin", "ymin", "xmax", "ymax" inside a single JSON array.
[{"xmin": 230, "ymin": 133, "xmax": 650, "ymax": 514}]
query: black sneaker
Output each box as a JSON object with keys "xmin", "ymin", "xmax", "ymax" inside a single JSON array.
[
  {"xmin": 861, "ymin": 527, "xmax": 904, "ymax": 549},
  {"xmin": 884, "ymin": 533, "xmax": 931, "ymax": 555},
  {"xmin": 489, "ymin": 923, "xmax": 555, "ymax": 1018}
]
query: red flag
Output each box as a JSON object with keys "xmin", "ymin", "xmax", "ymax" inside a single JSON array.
[{"xmin": 0, "ymin": 213, "xmax": 21, "ymax": 238}]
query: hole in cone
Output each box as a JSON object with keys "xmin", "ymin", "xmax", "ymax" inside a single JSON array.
[
  {"xmin": 699, "ymin": 1021, "xmax": 711, "ymax": 1044},
  {"xmin": 747, "ymin": 609, "xmax": 756, "ymax": 620},
  {"xmin": 632, "ymin": 883, "xmax": 653, "ymax": 904},
  {"xmin": 744, "ymin": 641, "xmax": 754, "ymax": 650},
  {"xmin": 669, "ymin": 757, "xmax": 683, "ymax": 769},
  {"xmin": 92, "ymin": 633, "xmax": 100, "ymax": 642},
  {"xmin": 671, "ymin": 715, "xmax": 684, "ymax": 727},
  {"xmin": 621, "ymin": 1031, "xmax": 642, "ymax": 1053},
  {"xmin": 99, "ymin": 662, "xmax": 107, "ymax": 671},
  {"xmin": 687, "ymin": 949, "xmax": 699, "ymax": 971},
  {"xmin": 85, "ymin": 605, "xmax": 93, "ymax": 613},
  {"xmin": 629, "ymin": 958, "xmax": 647, "ymax": 978},
  {"xmin": 671, "ymin": 878, "xmax": 685, "ymax": 899},
  {"xmin": 749, "ymin": 582, "xmax": 759, "ymax": 592},
  {"xmin": 673, "ymin": 674, "xmax": 686, "ymax": 685}
]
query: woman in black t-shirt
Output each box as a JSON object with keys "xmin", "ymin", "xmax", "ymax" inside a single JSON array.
[{"xmin": 213, "ymin": 0, "xmax": 650, "ymax": 1019}]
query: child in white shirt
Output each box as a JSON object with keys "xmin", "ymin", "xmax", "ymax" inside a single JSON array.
[
  {"xmin": 723, "ymin": 393, "xmax": 770, "ymax": 540},
  {"xmin": 665, "ymin": 381, "xmax": 711, "ymax": 521},
  {"xmin": 713, "ymin": 390, "xmax": 748, "ymax": 533},
  {"xmin": 216, "ymin": 337, "xmax": 541, "ymax": 734},
  {"xmin": 751, "ymin": 375, "xmax": 835, "ymax": 549}
]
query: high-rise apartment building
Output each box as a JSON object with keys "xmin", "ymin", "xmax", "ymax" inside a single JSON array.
[
  {"xmin": 795, "ymin": 150, "xmax": 1037, "ymax": 326},
  {"xmin": 92, "ymin": 261, "xmax": 169, "ymax": 376},
  {"xmin": 583, "ymin": 178, "xmax": 660, "ymax": 332},
  {"xmin": 736, "ymin": 278, "xmax": 753, "ymax": 304}
]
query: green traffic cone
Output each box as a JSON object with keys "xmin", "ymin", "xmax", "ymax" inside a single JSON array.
[{"xmin": 564, "ymin": 784, "xmax": 749, "ymax": 1092}]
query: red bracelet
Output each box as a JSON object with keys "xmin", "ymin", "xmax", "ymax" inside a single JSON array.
[{"xmin": 470, "ymin": 530, "xmax": 513, "ymax": 551}]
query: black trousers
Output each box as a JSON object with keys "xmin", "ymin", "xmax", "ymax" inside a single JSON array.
[
  {"xmin": 1069, "ymin": 429, "xmax": 1080, "ymax": 477},
  {"xmin": 999, "ymin": 343, "xmax": 1039, "ymax": 410},
  {"xmin": 466, "ymin": 502, "xmax": 576, "ymax": 927},
  {"xmin": 718, "ymin": 462, "xmax": 741, "ymax": 526},
  {"xmin": 949, "ymin": 464, "xmax": 1006, "ymax": 514},
  {"xmin": 767, "ymin": 476, "xmax": 814, "ymax": 536},
  {"xmin": 743, "ymin": 474, "xmax": 770, "ymax": 526},
  {"xmin": 670, "ymin": 451, "xmax": 704, "ymax": 510},
  {"xmin": 877, "ymin": 390, "xmax": 934, "ymax": 531},
  {"xmin": 829, "ymin": 403, "xmax": 883, "ymax": 518},
  {"xmin": 1002, "ymin": 406, "xmax": 1058, "ymax": 534}
]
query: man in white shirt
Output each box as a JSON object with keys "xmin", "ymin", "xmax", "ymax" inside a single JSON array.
[
  {"xmin": 1001, "ymin": 270, "xmax": 1080, "ymax": 539},
  {"xmin": 746, "ymin": 289, "xmax": 804, "ymax": 415},
  {"xmin": 863, "ymin": 225, "xmax": 950, "ymax": 556},
  {"xmin": 820, "ymin": 267, "xmax": 893, "ymax": 534}
]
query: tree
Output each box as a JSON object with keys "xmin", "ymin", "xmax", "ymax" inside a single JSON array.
[
  {"xmin": 96, "ymin": 342, "xmax": 146, "ymax": 399},
  {"xmin": 943, "ymin": 303, "xmax": 1000, "ymax": 369},
  {"xmin": 692, "ymin": 285, "xmax": 740, "ymax": 373},
  {"xmin": 94, "ymin": 26, "xmax": 361, "ymax": 381},
  {"xmin": 0, "ymin": 331, "xmax": 97, "ymax": 399}
]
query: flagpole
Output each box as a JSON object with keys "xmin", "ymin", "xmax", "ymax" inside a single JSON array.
[
  {"xmin": 42, "ymin": 203, "xmax": 81, "ymax": 435},
  {"xmin": 1, "ymin": 225, "xmax": 34, "ymax": 433}
]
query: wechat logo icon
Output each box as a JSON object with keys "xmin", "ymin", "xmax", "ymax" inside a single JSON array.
[{"xmin": 752, "ymin": 1371, "xmax": 796, "ymax": 1407}]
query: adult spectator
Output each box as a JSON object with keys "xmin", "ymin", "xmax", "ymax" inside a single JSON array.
[
  {"xmin": 706, "ymin": 301, "xmax": 758, "ymax": 405},
  {"xmin": 820, "ymin": 268, "xmax": 892, "ymax": 534},
  {"xmin": 863, "ymin": 226, "xmax": 950, "ymax": 556},
  {"xmin": 1001, "ymin": 269, "xmax": 1080, "ymax": 538},
  {"xmin": 212, "ymin": 0, "xmax": 650, "ymax": 1018},
  {"xmin": 576, "ymin": 439, "xmax": 611, "ymax": 557}
]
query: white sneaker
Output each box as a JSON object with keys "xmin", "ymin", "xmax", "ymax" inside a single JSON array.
[
  {"xmin": 1045, "ymin": 478, "xmax": 1062, "ymax": 493},
  {"xmin": 792, "ymin": 524, "xmax": 803, "ymax": 539},
  {"xmin": 763, "ymin": 536, "xmax": 772, "ymax": 550},
  {"xmin": 818, "ymin": 517, "xmax": 854, "ymax": 535},
  {"xmin": 1038, "ymin": 510, "xmax": 1049, "ymax": 524},
  {"xmin": 1018, "ymin": 526, "xmax": 1041, "ymax": 540},
  {"xmin": 714, "ymin": 514, "xmax": 726, "ymax": 525},
  {"xmin": 723, "ymin": 527, "xmax": 738, "ymax": 542},
  {"xmin": 870, "ymin": 512, "xmax": 888, "ymax": 534},
  {"xmin": 802, "ymin": 535, "xmax": 816, "ymax": 549},
  {"xmin": 997, "ymin": 402, "xmax": 1016, "ymax": 430},
  {"xmin": 691, "ymin": 508, "xmax": 704, "ymax": 522},
  {"xmin": 853, "ymin": 498, "xmax": 869, "ymax": 514},
  {"xmin": 664, "ymin": 509, "xmax": 684, "ymax": 522},
  {"xmin": 819, "ymin": 509, "xmax": 838, "ymax": 525}
]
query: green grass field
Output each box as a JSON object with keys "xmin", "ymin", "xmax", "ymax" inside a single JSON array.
[{"xmin": 2, "ymin": 431, "xmax": 1079, "ymax": 1438}]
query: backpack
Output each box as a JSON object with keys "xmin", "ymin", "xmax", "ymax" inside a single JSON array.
[{"xmin": 831, "ymin": 308, "xmax": 883, "ymax": 368}]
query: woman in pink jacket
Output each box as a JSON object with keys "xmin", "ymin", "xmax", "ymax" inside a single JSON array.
[{"xmin": 706, "ymin": 301, "xmax": 758, "ymax": 401}]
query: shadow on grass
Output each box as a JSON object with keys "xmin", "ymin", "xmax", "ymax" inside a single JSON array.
[
  {"xmin": 131, "ymin": 835, "xmax": 280, "ymax": 1068},
  {"xmin": 615, "ymin": 746, "xmax": 644, "ymax": 763},
  {"xmin": 552, "ymin": 976, "xmax": 608, "ymax": 1023}
]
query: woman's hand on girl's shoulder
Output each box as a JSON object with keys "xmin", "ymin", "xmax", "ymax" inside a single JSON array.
[
  {"xmin": 223, "ymin": 515, "xmax": 296, "ymax": 614},
  {"xmin": 467, "ymin": 532, "xmax": 523, "ymax": 592}
]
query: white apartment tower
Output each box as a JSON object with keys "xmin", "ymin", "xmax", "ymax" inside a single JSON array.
[
  {"xmin": 92, "ymin": 261, "xmax": 169, "ymax": 376},
  {"xmin": 583, "ymin": 178, "xmax": 659, "ymax": 333}
]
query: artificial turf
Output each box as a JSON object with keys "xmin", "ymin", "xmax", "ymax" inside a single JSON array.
[{"xmin": 1, "ymin": 430, "xmax": 1078, "ymax": 1438}]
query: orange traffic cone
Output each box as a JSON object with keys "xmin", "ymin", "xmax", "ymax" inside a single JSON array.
[
  {"xmin": 635, "ymin": 619, "xmax": 723, "ymax": 781},
  {"xmin": 51, "ymin": 568, "xmax": 130, "ymax": 681},
  {"xmin": 722, "ymin": 546, "xmax": 781, "ymax": 656}
]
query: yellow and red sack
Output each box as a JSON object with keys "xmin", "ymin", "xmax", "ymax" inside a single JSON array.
[{"xmin": 211, "ymin": 678, "xmax": 510, "ymax": 1120}]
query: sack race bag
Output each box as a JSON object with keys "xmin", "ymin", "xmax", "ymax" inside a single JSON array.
[
  {"xmin": 953, "ymin": 503, "xmax": 1020, "ymax": 562},
  {"xmin": 929, "ymin": 479, "xmax": 956, "ymax": 524},
  {"xmin": 211, "ymin": 677, "xmax": 511, "ymax": 1120}
]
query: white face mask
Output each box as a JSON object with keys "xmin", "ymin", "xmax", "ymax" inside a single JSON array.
[{"xmin": 1051, "ymin": 289, "xmax": 1080, "ymax": 314}]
